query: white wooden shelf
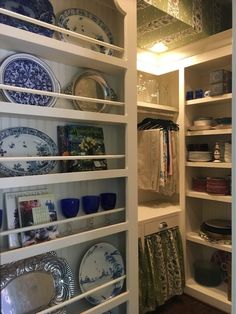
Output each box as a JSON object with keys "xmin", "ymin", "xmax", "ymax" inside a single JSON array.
[
  {"xmin": 186, "ymin": 161, "xmax": 232, "ymax": 168},
  {"xmin": 0, "ymin": 169, "xmax": 128, "ymax": 189},
  {"xmin": 0, "ymin": 221, "xmax": 128, "ymax": 265},
  {"xmin": 186, "ymin": 190, "xmax": 232, "ymax": 203},
  {"xmin": 0, "ymin": 24, "xmax": 127, "ymax": 74},
  {"xmin": 137, "ymin": 101, "xmax": 178, "ymax": 113},
  {"xmin": 185, "ymin": 279, "xmax": 231, "ymax": 313},
  {"xmin": 186, "ymin": 231, "xmax": 232, "ymax": 252},
  {"xmin": 0, "ymin": 102, "xmax": 127, "ymax": 124},
  {"xmin": 186, "ymin": 128, "xmax": 232, "ymax": 136},
  {"xmin": 138, "ymin": 201, "xmax": 181, "ymax": 223},
  {"xmin": 185, "ymin": 93, "xmax": 232, "ymax": 106}
]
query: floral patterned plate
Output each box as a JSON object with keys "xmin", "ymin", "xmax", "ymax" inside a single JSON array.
[
  {"xmin": 56, "ymin": 8, "xmax": 113, "ymax": 55},
  {"xmin": 0, "ymin": 0, "xmax": 55, "ymax": 37},
  {"xmin": 0, "ymin": 127, "xmax": 58, "ymax": 176},
  {"xmin": 0, "ymin": 53, "xmax": 60, "ymax": 106},
  {"xmin": 79, "ymin": 242, "xmax": 124, "ymax": 305}
]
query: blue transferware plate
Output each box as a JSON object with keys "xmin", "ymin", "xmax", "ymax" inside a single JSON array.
[
  {"xmin": 0, "ymin": 53, "xmax": 60, "ymax": 107},
  {"xmin": 56, "ymin": 8, "xmax": 113, "ymax": 55},
  {"xmin": 79, "ymin": 242, "xmax": 124, "ymax": 305},
  {"xmin": 0, "ymin": 127, "xmax": 58, "ymax": 176},
  {"xmin": 0, "ymin": 0, "xmax": 55, "ymax": 37}
]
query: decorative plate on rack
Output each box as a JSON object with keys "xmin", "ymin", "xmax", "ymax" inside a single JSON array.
[
  {"xmin": 0, "ymin": 251, "xmax": 74, "ymax": 314},
  {"xmin": 79, "ymin": 242, "xmax": 125, "ymax": 305},
  {"xmin": 0, "ymin": 53, "xmax": 60, "ymax": 107},
  {"xmin": 0, "ymin": 127, "xmax": 58, "ymax": 176},
  {"xmin": 67, "ymin": 70, "xmax": 115, "ymax": 112},
  {"xmin": 56, "ymin": 8, "xmax": 114, "ymax": 55},
  {"xmin": 0, "ymin": 0, "xmax": 55, "ymax": 37}
]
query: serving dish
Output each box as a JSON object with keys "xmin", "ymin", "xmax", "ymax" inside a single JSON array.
[
  {"xmin": 203, "ymin": 219, "xmax": 231, "ymax": 234},
  {"xmin": 188, "ymin": 151, "xmax": 212, "ymax": 162},
  {"xmin": 79, "ymin": 242, "xmax": 125, "ymax": 305},
  {"xmin": 0, "ymin": 251, "xmax": 74, "ymax": 314},
  {"xmin": 0, "ymin": 0, "xmax": 55, "ymax": 37},
  {"xmin": 56, "ymin": 8, "xmax": 113, "ymax": 55},
  {"xmin": 0, "ymin": 53, "xmax": 60, "ymax": 107},
  {"xmin": 67, "ymin": 70, "xmax": 115, "ymax": 112},
  {"xmin": 0, "ymin": 127, "xmax": 58, "ymax": 176}
]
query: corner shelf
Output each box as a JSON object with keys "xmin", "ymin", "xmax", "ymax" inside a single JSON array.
[
  {"xmin": 185, "ymin": 279, "xmax": 231, "ymax": 313},
  {"xmin": 137, "ymin": 101, "xmax": 178, "ymax": 113},
  {"xmin": 186, "ymin": 190, "xmax": 232, "ymax": 203},
  {"xmin": 186, "ymin": 162, "xmax": 232, "ymax": 168},
  {"xmin": 185, "ymin": 93, "xmax": 232, "ymax": 106},
  {"xmin": 186, "ymin": 231, "xmax": 232, "ymax": 252},
  {"xmin": 186, "ymin": 128, "xmax": 232, "ymax": 136}
]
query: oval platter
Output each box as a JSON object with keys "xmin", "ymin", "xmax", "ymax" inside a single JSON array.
[
  {"xmin": 0, "ymin": 0, "xmax": 55, "ymax": 37},
  {"xmin": 72, "ymin": 70, "xmax": 112, "ymax": 112},
  {"xmin": 79, "ymin": 242, "xmax": 124, "ymax": 305},
  {"xmin": 0, "ymin": 127, "xmax": 58, "ymax": 176},
  {"xmin": 56, "ymin": 8, "xmax": 113, "ymax": 55},
  {"xmin": 0, "ymin": 251, "xmax": 75, "ymax": 314},
  {"xmin": 0, "ymin": 53, "xmax": 60, "ymax": 107}
]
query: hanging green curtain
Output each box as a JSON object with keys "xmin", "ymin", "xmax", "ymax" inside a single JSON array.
[{"xmin": 139, "ymin": 226, "xmax": 185, "ymax": 313}]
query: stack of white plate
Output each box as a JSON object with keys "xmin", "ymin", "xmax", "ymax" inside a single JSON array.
[{"xmin": 188, "ymin": 151, "xmax": 212, "ymax": 162}]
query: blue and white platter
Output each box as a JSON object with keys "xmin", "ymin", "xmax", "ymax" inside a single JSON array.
[
  {"xmin": 0, "ymin": 53, "xmax": 60, "ymax": 107},
  {"xmin": 0, "ymin": 0, "xmax": 55, "ymax": 37},
  {"xmin": 79, "ymin": 242, "xmax": 124, "ymax": 305},
  {"xmin": 0, "ymin": 127, "xmax": 58, "ymax": 176},
  {"xmin": 56, "ymin": 8, "xmax": 114, "ymax": 55}
]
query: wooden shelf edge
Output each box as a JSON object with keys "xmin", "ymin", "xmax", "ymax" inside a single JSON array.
[
  {"xmin": 186, "ymin": 232, "xmax": 232, "ymax": 252},
  {"xmin": 186, "ymin": 128, "xmax": 232, "ymax": 136},
  {"xmin": 186, "ymin": 161, "xmax": 232, "ymax": 168},
  {"xmin": 138, "ymin": 202, "xmax": 181, "ymax": 223},
  {"xmin": 186, "ymin": 93, "xmax": 232, "ymax": 106},
  {"xmin": 137, "ymin": 101, "xmax": 178, "ymax": 112},
  {"xmin": 186, "ymin": 191, "xmax": 232, "ymax": 203},
  {"xmin": 185, "ymin": 279, "xmax": 231, "ymax": 313}
]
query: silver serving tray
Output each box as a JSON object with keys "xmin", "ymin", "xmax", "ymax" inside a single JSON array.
[{"xmin": 0, "ymin": 252, "xmax": 75, "ymax": 314}]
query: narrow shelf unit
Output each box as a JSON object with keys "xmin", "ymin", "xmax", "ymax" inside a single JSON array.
[
  {"xmin": 183, "ymin": 35, "xmax": 232, "ymax": 312},
  {"xmin": 0, "ymin": 1, "xmax": 138, "ymax": 313}
]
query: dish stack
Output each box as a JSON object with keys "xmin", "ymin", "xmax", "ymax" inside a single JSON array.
[
  {"xmin": 192, "ymin": 177, "xmax": 230, "ymax": 194},
  {"xmin": 187, "ymin": 143, "xmax": 212, "ymax": 162},
  {"xmin": 200, "ymin": 219, "xmax": 231, "ymax": 240}
]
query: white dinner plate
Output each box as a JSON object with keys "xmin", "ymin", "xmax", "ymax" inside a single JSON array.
[
  {"xmin": 79, "ymin": 242, "xmax": 124, "ymax": 305},
  {"xmin": 56, "ymin": 8, "xmax": 113, "ymax": 55}
]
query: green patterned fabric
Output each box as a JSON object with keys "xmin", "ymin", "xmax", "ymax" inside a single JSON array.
[{"xmin": 139, "ymin": 226, "xmax": 185, "ymax": 313}]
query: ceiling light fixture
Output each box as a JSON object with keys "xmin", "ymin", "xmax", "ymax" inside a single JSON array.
[{"xmin": 149, "ymin": 42, "xmax": 168, "ymax": 53}]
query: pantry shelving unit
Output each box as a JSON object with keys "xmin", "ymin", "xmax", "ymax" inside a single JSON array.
[
  {"xmin": 183, "ymin": 42, "xmax": 232, "ymax": 313},
  {"xmin": 136, "ymin": 68, "xmax": 182, "ymax": 240},
  {"xmin": 0, "ymin": 1, "xmax": 138, "ymax": 313}
]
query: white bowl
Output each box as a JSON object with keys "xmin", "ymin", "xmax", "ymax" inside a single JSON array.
[{"xmin": 194, "ymin": 118, "xmax": 212, "ymax": 127}]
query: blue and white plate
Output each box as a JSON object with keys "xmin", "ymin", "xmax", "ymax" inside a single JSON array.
[
  {"xmin": 0, "ymin": 0, "xmax": 55, "ymax": 37},
  {"xmin": 0, "ymin": 127, "xmax": 58, "ymax": 176},
  {"xmin": 0, "ymin": 53, "xmax": 60, "ymax": 107},
  {"xmin": 56, "ymin": 8, "xmax": 113, "ymax": 55},
  {"xmin": 79, "ymin": 242, "xmax": 125, "ymax": 305}
]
